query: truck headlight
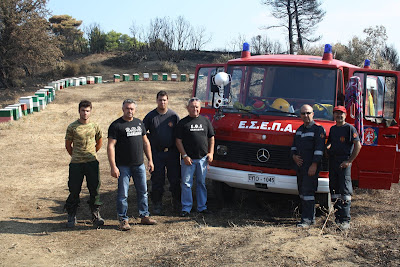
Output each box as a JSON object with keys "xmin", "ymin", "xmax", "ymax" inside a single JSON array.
[{"xmin": 216, "ymin": 145, "xmax": 228, "ymax": 156}]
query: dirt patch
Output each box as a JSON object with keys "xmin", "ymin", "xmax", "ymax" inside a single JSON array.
[{"xmin": 0, "ymin": 81, "xmax": 399, "ymax": 266}]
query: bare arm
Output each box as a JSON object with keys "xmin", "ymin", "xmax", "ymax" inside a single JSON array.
[
  {"xmin": 176, "ymin": 138, "xmax": 192, "ymax": 166},
  {"xmin": 96, "ymin": 137, "xmax": 103, "ymax": 152},
  {"xmin": 65, "ymin": 140, "xmax": 73, "ymax": 156},
  {"xmin": 107, "ymin": 138, "xmax": 120, "ymax": 178},
  {"xmin": 206, "ymin": 136, "xmax": 215, "ymax": 163},
  {"xmin": 143, "ymin": 135, "xmax": 154, "ymax": 172}
]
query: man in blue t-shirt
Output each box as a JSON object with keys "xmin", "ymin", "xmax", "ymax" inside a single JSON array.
[
  {"xmin": 176, "ymin": 97, "xmax": 215, "ymax": 217},
  {"xmin": 327, "ymin": 106, "xmax": 361, "ymax": 231},
  {"xmin": 143, "ymin": 91, "xmax": 181, "ymax": 215},
  {"xmin": 107, "ymin": 99, "xmax": 157, "ymax": 231}
]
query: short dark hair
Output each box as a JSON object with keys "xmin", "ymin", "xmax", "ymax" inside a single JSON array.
[
  {"xmin": 157, "ymin": 90, "xmax": 168, "ymax": 99},
  {"xmin": 79, "ymin": 100, "xmax": 92, "ymax": 110}
]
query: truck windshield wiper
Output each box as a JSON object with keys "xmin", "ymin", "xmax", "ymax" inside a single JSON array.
[
  {"xmin": 228, "ymin": 106, "xmax": 260, "ymax": 116},
  {"xmin": 264, "ymin": 109, "xmax": 298, "ymax": 117}
]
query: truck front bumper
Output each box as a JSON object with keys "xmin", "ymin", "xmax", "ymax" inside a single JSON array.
[{"xmin": 207, "ymin": 166, "xmax": 330, "ymax": 195}]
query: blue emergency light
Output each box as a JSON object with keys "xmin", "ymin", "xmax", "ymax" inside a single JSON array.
[
  {"xmin": 243, "ymin": 42, "xmax": 250, "ymax": 52},
  {"xmin": 324, "ymin": 44, "xmax": 332, "ymax": 54}
]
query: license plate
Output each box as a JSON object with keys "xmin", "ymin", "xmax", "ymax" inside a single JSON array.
[{"xmin": 248, "ymin": 174, "xmax": 275, "ymax": 184}]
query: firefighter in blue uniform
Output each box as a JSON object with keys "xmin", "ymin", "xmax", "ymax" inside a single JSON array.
[
  {"xmin": 326, "ymin": 106, "xmax": 361, "ymax": 230},
  {"xmin": 291, "ymin": 104, "xmax": 326, "ymax": 228}
]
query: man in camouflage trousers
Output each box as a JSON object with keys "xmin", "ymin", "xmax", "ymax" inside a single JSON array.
[{"xmin": 64, "ymin": 100, "xmax": 104, "ymax": 228}]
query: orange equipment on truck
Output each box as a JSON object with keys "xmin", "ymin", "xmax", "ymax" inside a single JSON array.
[{"xmin": 192, "ymin": 43, "xmax": 400, "ymax": 209}]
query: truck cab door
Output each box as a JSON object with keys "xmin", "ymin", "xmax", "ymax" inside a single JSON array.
[
  {"xmin": 348, "ymin": 68, "xmax": 399, "ymax": 189},
  {"xmin": 193, "ymin": 64, "xmax": 225, "ymax": 107}
]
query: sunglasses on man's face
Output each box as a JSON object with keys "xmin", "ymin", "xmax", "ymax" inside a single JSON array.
[{"xmin": 300, "ymin": 112, "xmax": 313, "ymax": 115}]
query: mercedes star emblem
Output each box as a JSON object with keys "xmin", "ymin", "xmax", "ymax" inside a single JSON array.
[{"xmin": 256, "ymin": 148, "xmax": 270, "ymax": 162}]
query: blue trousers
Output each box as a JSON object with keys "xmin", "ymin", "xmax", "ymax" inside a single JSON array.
[
  {"xmin": 181, "ymin": 156, "xmax": 208, "ymax": 213},
  {"xmin": 117, "ymin": 164, "xmax": 150, "ymax": 220}
]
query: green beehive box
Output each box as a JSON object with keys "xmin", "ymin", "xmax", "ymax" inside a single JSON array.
[
  {"xmin": 133, "ymin": 74, "xmax": 140, "ymax": 81},
  {"xmin": 162, "ymin": 73, "xmax": 168, "ymax": 81},
  {"xmin": 5, "ymin": 107, "xmax": 19, "ymax": 120},
  {"xmin": 95, "ymin": 76, "xmax": 102, "ymax": 83},
  {"xmin": 152, "ymin": 73, "xmax": 158, "ymax": 81},
  {"xmin": 180, "ymin": 74, "xmax": 187, "ymax": 82},
  {"xmin": 35, "ymin": 92, "xmax": 47, "ymax": 103},
  {"xmin": 123, "ymin": 74, "xmax": 130, "ymax": 81},
  {"xmin": 32, "ymin": 96, "xmax": 40, "ymax": 112},
  {"xmin": 0, "ymin": 109, "xmax": 12, "ymax": 117}
]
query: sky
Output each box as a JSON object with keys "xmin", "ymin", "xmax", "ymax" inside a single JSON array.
[{"xmin": 47, "ymin": 0, "xmax": 400, "ymax": 53}]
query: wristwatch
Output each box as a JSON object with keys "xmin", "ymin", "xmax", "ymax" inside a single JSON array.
[{"xmin": 183, "ymin": 154, "xmax": 188, "ymax": 158}]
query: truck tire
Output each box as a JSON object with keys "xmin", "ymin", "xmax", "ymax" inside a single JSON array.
[
  {"xmin": 212, "ymin": 180, "xmax": 235, "ymax": 208},
  {"xmin": 316, "ymin": 192, "xmax": 333, "ymax": 213}
]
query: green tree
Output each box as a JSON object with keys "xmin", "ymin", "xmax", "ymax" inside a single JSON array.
[
  {"xmin": 105, "ymin": 30, "xmax": 121, "ymax": 52},
  {"xmin": 86, "ymin": 23, "xmax": 106, "ymax": 53},
  {"xmin": 49, "ymin": 14, "xmax": 85, "ymax": 54},
  {"xmin": 0, "ymin": 0, "xmax": 62, "ymax": 88},
  {"xmin": 119, "ymin": 34, "xmax": 134, "ymax": 51}
]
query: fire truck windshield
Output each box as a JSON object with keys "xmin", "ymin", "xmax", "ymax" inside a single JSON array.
[{"xmin": 224, "ymin": 65, "xmax": 337, "ymax": 120}]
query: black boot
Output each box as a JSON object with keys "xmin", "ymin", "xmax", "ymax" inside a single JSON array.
[
  {"xmin": 151, "ymin": 191, "xmax": 163, "ymax": 215},
  {"xmin": 66, "ymin": 212, "xmax": 77, "ymax": 228},
  {"xmin": 91, "ymin": 206, "xmax": 105, "ymax": 227},
  {"xmin": 171, "ymin": 188, "xmax": 181, "ymax": 212}
]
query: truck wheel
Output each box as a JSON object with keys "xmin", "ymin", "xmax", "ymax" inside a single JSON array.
[
  {"xmin": 212, "ymin": 180, "xmax": 235, "ymax": 208},
  {"xmin": 316, "ymin": 192, "xmax": 333, "ymax": 213}
]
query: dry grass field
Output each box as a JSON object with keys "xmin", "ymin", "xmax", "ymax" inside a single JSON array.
[{"xmin": 0, "ymin": 81, "xmax": 399, "ymax": 266}]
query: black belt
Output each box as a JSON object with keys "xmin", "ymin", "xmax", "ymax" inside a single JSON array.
[{"xmin": 156, "ymin": 146, "xmax": 174, "ymax": 152}]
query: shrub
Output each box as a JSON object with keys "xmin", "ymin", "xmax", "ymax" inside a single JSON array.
[
  {"xmin": 63, "ymin": 61, "xmax": 80, "ymax": 77},
  {"xmin": 160, "ymin": 61, "xmax": 179, "ymax": 73},
  {"xmin": 79, "ymin": 62, "xmax": 92, "ymax": 74},
  {"xmin": 213, "ymin": 54, "xmax": 235, "ymax": 64}
]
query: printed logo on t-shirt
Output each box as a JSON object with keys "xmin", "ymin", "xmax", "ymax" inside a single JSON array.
[
  {"xmin": 125, "ymin": 126, "xmax": 142, "ymax": 136},
  {"xmin": 168, "ymin": 121, "xmax": 174, "ymax": 128},
  {"xmin": 340, "ymin": 136, "xmax": 345, "ymax": 143},
  {"xmin": 190, "ymin": 124, "xmax": 204, "ymax": 131}
]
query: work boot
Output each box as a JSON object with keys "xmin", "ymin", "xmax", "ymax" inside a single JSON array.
[
  {"xmin": 172, "ymin": 197, "xmax": 181, "ymax": 212},
  {"xmin": 119, "ymin": 219, "xmax": 131, "ymax": 231},
  {"xmin": 66, "ymin": 213, "xmax": 77, "ymax": 228},
  {"xmin": 91, "ymin": 207, "xmax": 105, "ymax": 227},
  {"xmin": 153, "ymin": 202, "xmax": 162, "ymax": 215},
  {"xmin": 141, "ymin": 216, "xmax": 157, "ymax": 225},
  {"xmin": 339, "ymin": 221, "xmax": 350, "ymax": 231}
]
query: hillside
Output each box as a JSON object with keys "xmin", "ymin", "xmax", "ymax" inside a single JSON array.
[{"xmin": 0, "ymin": 50, "xmax": 236, "ymax": 108}]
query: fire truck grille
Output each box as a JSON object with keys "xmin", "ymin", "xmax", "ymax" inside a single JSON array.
[{"xmin": 214, "ymin": 140, "xmax": 328, "ymax": 171}]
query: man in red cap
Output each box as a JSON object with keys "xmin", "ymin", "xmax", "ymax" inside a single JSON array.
[{"xmin": 327, "ymin": 106, "xmax": 362, "ymax": 230}]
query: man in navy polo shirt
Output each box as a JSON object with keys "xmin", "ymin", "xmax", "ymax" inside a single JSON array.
[{"xmin": 143, "ymin": 91, "xmax": 181, "ymax": 215}]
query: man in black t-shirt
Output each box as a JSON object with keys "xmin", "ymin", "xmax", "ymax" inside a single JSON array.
[
  {"xmin": 143, "ymin": 91, "xmax": 181, "ymax": 215},
  {"xmin": 327, "ymin": 106, "xmax": 361, "ymax": 231},
  {"xmin": 107, "ymin": 99, "xmax": 157, "ymax": 231},
  {"xmin": 176, "ymin": 97, "xmax": 215, "ymax": 217}
]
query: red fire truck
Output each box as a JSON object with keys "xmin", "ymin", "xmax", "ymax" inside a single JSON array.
[{"xmin": 192, "ymin": 43, "xmax": 400, "ymax": 209}]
